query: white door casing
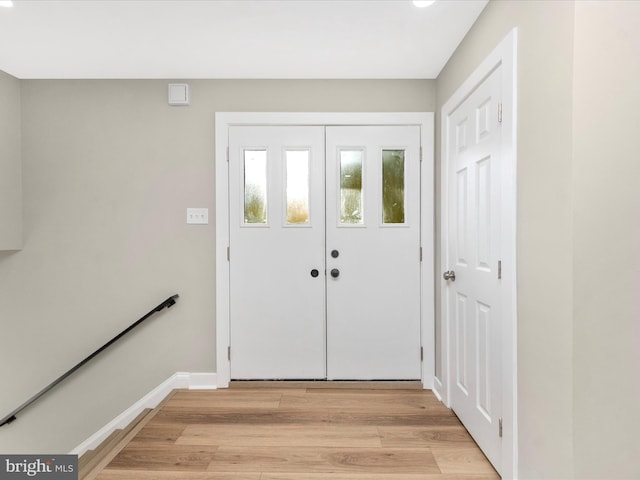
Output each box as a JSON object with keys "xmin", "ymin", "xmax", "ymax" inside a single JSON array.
[
  {"xmin": 325, "ymin": 126, "xmax": 422, "ymax": 380},
  {"xmin": 216, "ymin": 112, "xmax": 434, "ymax": 387},
  {"xmin": 440, "ymin": 30, "xmax": 517, "ymax": 478},
  {"xmin": 229, "ymin": 126, "xmax": 326, "ymax": 379}
]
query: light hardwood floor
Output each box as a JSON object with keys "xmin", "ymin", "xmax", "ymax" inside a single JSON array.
[{"xmin": 96, "ymin": 385, "xmax": 499, "ymax": 479}]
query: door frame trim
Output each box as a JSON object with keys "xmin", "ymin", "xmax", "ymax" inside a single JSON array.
[
  {"xmin": 215, "ymin": 112, "xmax": 434, "ymax": 388},
  {"xmin": 440, "ymin": 30, "xmax": 518, "ymax": 478}
]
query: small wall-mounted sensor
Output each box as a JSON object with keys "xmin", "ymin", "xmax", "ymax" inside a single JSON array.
[{"xmin": 168, "ymin": 83, "xmax": 190, "ymax": 106}]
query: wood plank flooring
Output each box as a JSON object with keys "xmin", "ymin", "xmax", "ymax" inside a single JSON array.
[{"xmin": 96, "ymin": 386, "xmax": 499, "ymax": 479}]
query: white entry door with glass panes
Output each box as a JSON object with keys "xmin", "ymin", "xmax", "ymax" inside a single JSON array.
[{"xmin": 229, "ymin": 125, "xmax": 421, "ymax": 380}]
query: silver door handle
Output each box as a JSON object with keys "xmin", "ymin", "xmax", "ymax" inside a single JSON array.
[{"xmin": 443, "ymin": 270, "xmax": 456, "ymax": 281}]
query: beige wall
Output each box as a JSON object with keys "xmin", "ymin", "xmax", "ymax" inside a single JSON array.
[
  {"xmin": 0, "ymin": 79, "xmax": 434, "ymax": 453},
  {"xmin": 436, "ymin": 1, "xmax": 575, "ymax": 477},
  {"xmin": 572, "ymin": 2, "xmax": 640, "ymax": 478},
  {"xmin": 0, "ymin": 70, "xmax": 22, "ymax": 249}
]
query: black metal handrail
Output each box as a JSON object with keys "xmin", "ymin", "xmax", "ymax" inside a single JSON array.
[{"xmin": 0, "ymin": 294, "xmax": 179, "ymax": 427}]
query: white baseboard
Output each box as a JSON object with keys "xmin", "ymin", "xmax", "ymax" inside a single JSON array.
[
  {"xmin": 432, "ymin": 376, "xmax": 444, "ymax": 402},
  {"xmin": 70, "ymin": 372, "xmax": 217, "ymax": 457},
  {"xmin": 187, "ymin": 372, "xmax": 217, "ymax": 390}
]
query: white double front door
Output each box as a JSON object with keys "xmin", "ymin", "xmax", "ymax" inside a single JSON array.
[{"xmin": 229, "ymin": 125, "xmax": 422, "ymax": 380}]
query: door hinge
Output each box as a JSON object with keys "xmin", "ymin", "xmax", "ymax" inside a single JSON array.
[
  {"xmin": 498, "ymin": 260, "xmax": 502, "ymax": 279},
  {"xmin": 420, "ymin": 346, "xmax": 424, "ymax": 362},
  {"xmin": 420, "ymin": 247, "xmax": 423, "ymax": 262},
  {"xmin": 499, "ymin": 417, "xmax": 503, "ymax": 437},
  {"xmin": 420, "ymin": 146, "xmax": 423, "ymax": 162},
  {"xmin": 498, "ymin": 103, "xmax": 503, "ymax": 124},
  {"xmin": 227, "ymin": 246, "xmax": 230, "ymax": 262},
  {"xmin": 226, "ymin": 146, "xmax": 229, "ymax": 162},
  {"xmin": 228, "ymin": 346, "xmax": 231, "ymax": 361}
]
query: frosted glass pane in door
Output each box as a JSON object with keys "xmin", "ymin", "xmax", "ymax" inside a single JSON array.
[
  {"xmin": 382, "ymin": 150, "xmax": 405, "ymax": 224},
  {"xmin": 286, "ymin": 150, "xmax": 310, "ymax": 224},
  {"xmin": 340, "ymin": 150, "xmax": 363, "ymax": 224},
  {"xmin": 244, "ymin": 150, "xmax": 267, "ymax": 224}
]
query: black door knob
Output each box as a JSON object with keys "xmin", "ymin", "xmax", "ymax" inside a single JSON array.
[
  {"xmin": 331, "ymin": 249, "xmax": 339, "ymax": 258},
  {"xmin": 310, "ymin": 269, "xmax": 319, "ymax": 278},
  {"xmin": 330, "ymin": 268, "xmax": 340, "ymax": 278}
]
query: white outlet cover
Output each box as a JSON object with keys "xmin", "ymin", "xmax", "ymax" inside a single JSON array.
[{"xmin": 187, "ymin": 208, "xmax": 208, "ymax": 224}]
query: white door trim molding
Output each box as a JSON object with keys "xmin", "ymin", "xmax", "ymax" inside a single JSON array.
[
  {"xmin": 215, "ymin": 112, "xmax": 434, "ymax": 388},
  {"xmin": 440, "ymin": 29, "xmax": 518, "ymax": 479}
]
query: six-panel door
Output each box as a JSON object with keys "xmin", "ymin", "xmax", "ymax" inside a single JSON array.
[{"xmin": 447, "ymin": 66, "xmax": 503, "ymax": 468}]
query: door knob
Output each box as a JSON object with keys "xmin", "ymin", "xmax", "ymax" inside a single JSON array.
[
  {"xmin": 443, "ymin": 270, "xmax": 456, "ymax": 281},
  {"xmin": 330, "ymin": 268, "xmax": 340, "ymax": 278},
  {"xmin": 331, "ymin": 249, "xmax": 339, "ymax": 258},
  {"xmin": 310, "ymin": 269, "xmax": 319, "ymax": 278}
]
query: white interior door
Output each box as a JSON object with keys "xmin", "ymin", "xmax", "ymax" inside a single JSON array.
[
  {"xmin": 229, "ymin": 126, "xmax": 326, "ymax": 379},
  {"xmin": 325, "ymin": 126, "xmax": 422, "ymax": 380},
  {"xmin": 446, "ymin": 66, "xmax": 503, "ymax": 468}
]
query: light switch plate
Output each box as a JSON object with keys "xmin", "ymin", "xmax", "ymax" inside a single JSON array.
[{"xmin": 187, "ymin": 208, "xmax": 208, "ymax": 224}]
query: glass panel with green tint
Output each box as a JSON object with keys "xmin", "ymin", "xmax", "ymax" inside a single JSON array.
[
  {"xmin": 382, "ymin": 149, "xmax": 405, "ymax": 224},
  {"xmin": 286, "ymin": 150, "xmax": 310, "ymax": 224},
  {"xmin": 340, "ymin": 150, "xmax": 363, "ymax": 224},
  {"xmin": 244, "ymin": 150, "xmax": 267, "ymax": 224}
]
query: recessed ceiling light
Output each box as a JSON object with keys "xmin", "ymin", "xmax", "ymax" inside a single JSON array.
[
  {"xmin": 0, "ymin": 0, "xmax": 14, "ymax": 7},
  {"xmin": 413, "ymin": 0, "xmax": 435, "ymax": 7}
]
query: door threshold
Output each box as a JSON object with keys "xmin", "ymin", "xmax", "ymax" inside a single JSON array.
[{"xmin": 229, "ymin": 380, "xmax": 423, "ymax": 390}]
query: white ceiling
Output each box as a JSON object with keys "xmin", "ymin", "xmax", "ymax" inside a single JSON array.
[{"xmin": 0, "ymin": 0, "xmax": 488, "ymax": 80}]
